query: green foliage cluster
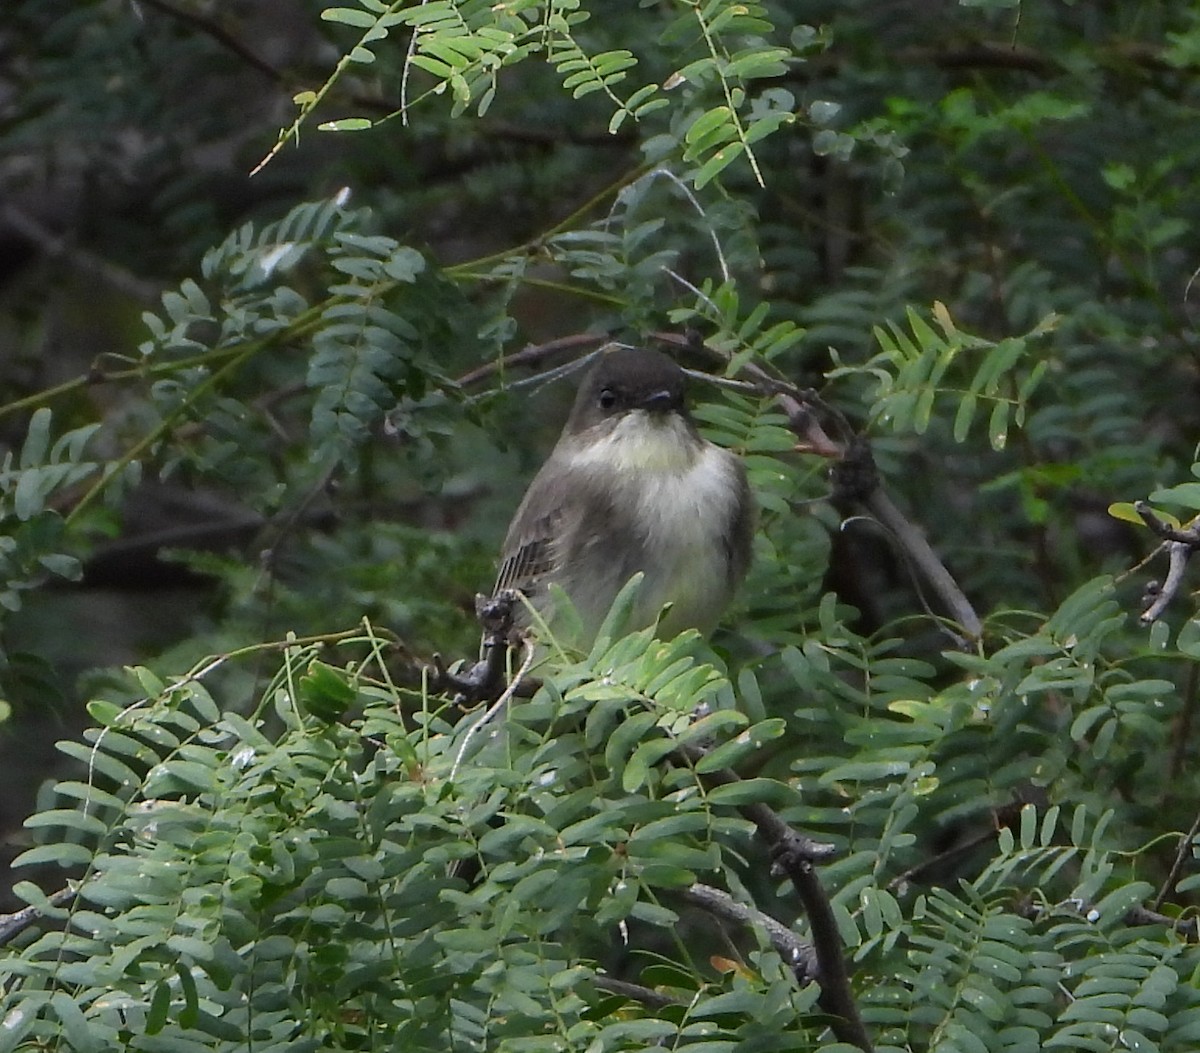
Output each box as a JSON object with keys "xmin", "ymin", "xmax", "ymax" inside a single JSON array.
[{"xmin": 2, "ymin": 0, "xmax": 1200, "ymax": 1050}]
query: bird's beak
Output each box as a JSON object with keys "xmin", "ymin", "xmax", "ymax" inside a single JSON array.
[{"xmin": 640, "ymin": 389, "xmax": 676, "ymax": 413}]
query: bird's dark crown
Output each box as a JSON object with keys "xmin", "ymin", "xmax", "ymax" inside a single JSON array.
[{"xmin": 565, "ymin": 347, "xmax": 687, "ymax": 433}]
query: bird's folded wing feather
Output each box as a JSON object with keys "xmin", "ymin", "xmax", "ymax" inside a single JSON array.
[
  {"xmin": 493, "ymin": 464, "xmax": 590, "ymax": 600},
  {"xmin": 494, "ymin": 507, "xmax": 561, "ymax": 597}
]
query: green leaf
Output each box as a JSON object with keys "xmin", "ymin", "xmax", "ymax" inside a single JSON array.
[
  {"xmin": 19, "ymin": 408, "xmax": 53, "ymax": 468},
  {"xmin": 988, "ymin": 399, "xmax": 1011, "ymax": 450},
  {"xmin": 145, "ymin": 980, "xmax": 170, "ymax": 1035},
  {"xmin": 705, "ymin": 777, "xmax": 800, "ymax": 807},
  {"xmin": 321, "ymin": 7, "xmax": 378, "ymax": 27},
  {"xmin": 694, "ymin": 142, "xmax": 745, "ymax": 189},
  {"xmin": 12, "ymin": 842, "xmax": 96, "ymax": 869},
  {"xmin": 298, "ymin": 660, "xmax": 357, "ymax": 721},
  {"xmin": 603, "ymin": 710, "xmax": 657, "ymax": 775},
  {"xmin": 51, "ymin": 992, "xmax": 103, "ymax": 1053},
  {"xmin": 1107, "ymin": 501, "xmax": 1144, "ymax": 525},
  {"xmin": 622, "ymin": 737, "xmax": 676, "ymax": 792},
  {"xmin": 319, "ymin": 117, "xmax": 374, "ymax": 131},
  {"xmin": 1150, "ymin": 481, "xmax": 1200, "ymax": 510},
  {"xmin": 953, "ymin": 392, "xmax": 977, "ymax": 442}
]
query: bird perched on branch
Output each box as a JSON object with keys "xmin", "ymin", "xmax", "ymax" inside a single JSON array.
[{"xmin": 494, "ymin": 345, "xmax": 754, "ymax": 648}]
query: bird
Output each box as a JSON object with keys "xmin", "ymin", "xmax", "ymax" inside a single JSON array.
[{"xmin": 492, "ymin": 345, "xmax": 754, "ymax": 649}]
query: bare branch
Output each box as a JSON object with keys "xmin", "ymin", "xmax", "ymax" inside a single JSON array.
[
  {"xmin": 2, "ymin": 205, "xmax": 160, "ymax": 303},
  {"xmin": 675, "ymin": 742, "xmax": 871, "ymax": 1052},
  {"xmin": 0, "ymin": 887, "xmax": 76, "ymax": 947},
  {"xmin": 591, "ymin": 976, "xmax": 687, "ymax": 1009},
  {"xmin": 679, "ymin": 883, "xmax": 819, "ymax": 982},
  {"xmin": 1140, "ymin": 541, "xmax": 1193, "ymax": 623},
  {"xmin": 1135, "ymin": 502, "xmax": 1200, "ymax": 546},
  {"xmin": 455, "ymin": 334, "xmax": 611, "ymax": 389},
  {"xmin": 1153, "ymin": 807, "xmax": 1200, "ymax": 912}
]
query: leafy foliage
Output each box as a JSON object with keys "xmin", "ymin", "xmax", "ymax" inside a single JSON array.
[
  {"xmin": 264, "ymin": 0, "xmax": 814, "ymax": 187},
  {"xmin": 3, "ymin": 0, "xmax": 1200, "ymax": 1051},
  {"xmin": 0, "ymin": 410, "xmax": 131, "ymax": 618}
]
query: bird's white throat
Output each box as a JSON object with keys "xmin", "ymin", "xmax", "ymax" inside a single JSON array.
[{"xmin": 562, "ymin": 410, "xmax": 702, "ymax": 473}]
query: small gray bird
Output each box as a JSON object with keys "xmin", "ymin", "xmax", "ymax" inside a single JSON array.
[{"xmin": 494, "ymin": 346, "xmax": 754, "ymax": 647}]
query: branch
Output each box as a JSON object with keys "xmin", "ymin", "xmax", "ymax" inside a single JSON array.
[
  {"xmin": 0, "ymin": 887, "xmax": 76, "ymax": 947},
  {"xmin": 1153, "ymin": 807, "xmax": 1200, "ymax": 912},
  {"xmin": 136, "ymin": 0, "xmax": 289, "ymax": 85},
  {"xmin": 651, "ymin": 330, "xmax": 983, "ymax": 643},
  {"xmin": 1135, "ymin": 502, "xmax": 1200, "ymax": 546},
  {"xmin": 770, "ymin": 835, "xmax": 873, "ymax": 1052},
  {"xmin": 2, "ymin": 205, "xmax": 160, "ymax": 303},
  {"xmin": 675, "ymin": 743, "xmax": 872, "ymax": 1052},
  {"xmin": 427, "ymin": 593, "xmax": 521, "ymax": 704},
  {"xmin": 591, "ymin": 976, "xmax": 687, "ymax": 1010},
  {"xmin": 1139, "ymin": 542, "xmax": 1194, "ymax": 624},
  {"xmin": 897, "ymin": 42, "xmax": 1058, "ymax": 75},
  {"xmin": 859, "ymin": 487, "xmax": 983, "ymax": 642},
  {"xmin": 679, "ymin": 883, "xmax": 819, "ymax": 981},
  {"xmin": 1124, "ymin": 905, "xmax": 1199, "ymax": 940},
  {"xmin": 1128, "ymin": 504, "xmax": 1200, "ymax": 622},
  {"xmin": 455, "ymin": 333, "xmax": 611, "ymax": 389}
]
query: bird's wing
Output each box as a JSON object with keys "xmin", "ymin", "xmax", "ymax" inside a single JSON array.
[
  {"xmin": 493, "ymin": 505, "xmax": 563, "ymax": 598},
  {"xmin": 493, "ymin": 460, "xmax": 586, "ymax": 602},
  {"xmin": 722, "ymin": 453, "xmax": 755, "ymax": 587}
]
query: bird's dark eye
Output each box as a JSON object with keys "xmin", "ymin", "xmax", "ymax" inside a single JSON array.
[{"xmin": 598, "ymin": 388, "xmax": 618, "ymax": 411}]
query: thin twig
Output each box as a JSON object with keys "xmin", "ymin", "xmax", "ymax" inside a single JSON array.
[
  {"xmin": 0, "ymin": 887, "xmax": 76, "ymax": 947},
  {"xmin": 455, "ymin": 334, "xmax": 610, "ymax": 389},
  {"xmin": 399, "ymin": 0, "xmax": 430, "ymax": 125},
  {"xmin": 617, "ymin": 166, "xmax": 729, "ymax": 282},
  {"xmin": 592, "ymin": 975, "xmax": 687, "ymax": 1009},
  {"xmin": 2, "ymin": 205, "xmax": 160, "ymax": 303},
  {"xmin": 888, "ymin": 827, "xmax": 997, "ymax": 892},
  {"xmin": 449, "ymin": 638, "xmax": 535, "ymax": 780},
  {"xmin": 1153, "ymin": 808, "xmax": 1200, "ymax": 912}
]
